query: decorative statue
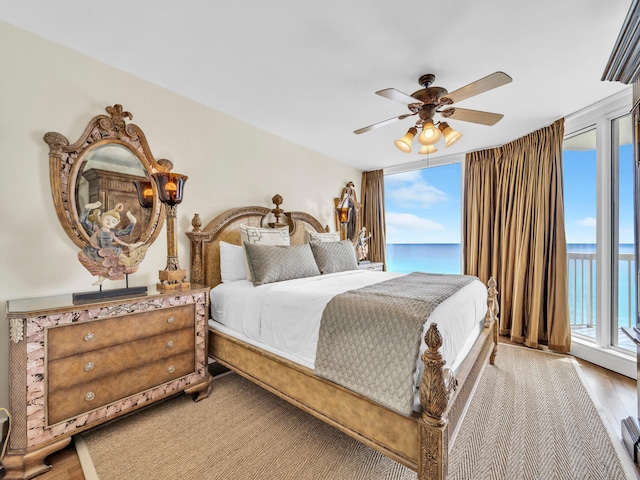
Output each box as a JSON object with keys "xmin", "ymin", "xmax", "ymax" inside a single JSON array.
[
  {"xmin": 354, "ymin": 227, "xmax": 371, "ymax": 262},
  {"xmin": 78, "ymin": 201, "xmax": 149, "ymax": 285}
]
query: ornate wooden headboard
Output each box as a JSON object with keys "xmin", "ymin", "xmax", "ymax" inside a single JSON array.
[{"xmin": 186, "ymin": 195, "xmax": 329, "ymax": 288}]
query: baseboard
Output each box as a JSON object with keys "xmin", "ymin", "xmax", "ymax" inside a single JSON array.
[{"xmin": 570, "ymin": 338, "xmax": 637, "ymax": 379}]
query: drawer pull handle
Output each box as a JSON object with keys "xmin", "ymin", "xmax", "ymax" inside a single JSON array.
[
  {"xmin": 84, "ymin": 333, "xmax": 95, "ymax": 342},
  {"xmin": 167, "ymin": 316, "xmax": 175, "ymax": 324},
  {"xmin": 167, "ymin": 341, "xmax": 175, "ymax": 349},
  {"xmin": 85, "ymin": 392, "xmax": 95, "ymax": 401},
  {"xmin": 168, "ymin": 365, "xmax": 175, "ymax": 374},
  {"xmin": 84, "ymin": 362, "xmax": 95, "ymax": 372}
]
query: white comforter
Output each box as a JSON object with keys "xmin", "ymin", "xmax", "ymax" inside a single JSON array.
[{"xmin": 210, "ymin": 270, "xmax": 488, "ymax": 375}]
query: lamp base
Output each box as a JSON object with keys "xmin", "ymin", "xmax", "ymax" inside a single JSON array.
[{"xmin": 157, "ymin": 269, "xmax": 190, "ymax": 292}]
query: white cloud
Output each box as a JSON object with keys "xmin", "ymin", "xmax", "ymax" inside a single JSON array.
[
  {"xmin": 386, "ymin": 212, "xmax": 444, "ymax": 231},
  {"xmin": 385, "ymin": 170, "xmax": 422, "ymax": 185},
  {"xmin": 576, "ymin": 217, "xmax": 596, "ymax": 227},
  {"xmin": 387, "ymin": 182, "xmax": 448, "ymax": 209}
]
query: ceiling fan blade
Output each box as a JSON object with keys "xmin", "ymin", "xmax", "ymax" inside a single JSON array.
[
  {"xmin": 440, "ymin": 107, "xmax": 504, "ymax": 126},
  {"xmin": 353, "ymin": 113, "xmax": 415, "ymax": 134},
  {"xmin": 375, "ymin": 88, "xmax": 421, "ymax": 105},
  {"xmin": 441, "ymin": 72, "xmax": 512, "ymax": 104}
]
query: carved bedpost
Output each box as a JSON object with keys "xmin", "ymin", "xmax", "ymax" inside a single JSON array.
[
  {"xmin": 418, "ymin": 323, "xmax": 458, "ymax": 480},
  {"xmin": 485, "ymin": 277, "xmax": 499, "ymax": 364},
  {"xmin": 186, "ymin": 214, "xmax": 207, "ymax": 285}
]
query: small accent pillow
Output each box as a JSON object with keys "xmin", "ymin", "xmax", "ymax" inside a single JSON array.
[
  {"xmin": 244, "ymin": 243, "xmax": 320, "ymax": 286},
  {"xmin": 310, "ymin": 240, "xmax": 359, "ymax": 274},
  {"xmin": 219, "ymin": 241, "xmax": 246, "ymax": 283},
  {"xmin": 306, "ymin": 231, "xmax": 340, "ymax": 243},
  {"xmin": 239, "ymin": 225, "xmax": 290, "ymax": 281}
]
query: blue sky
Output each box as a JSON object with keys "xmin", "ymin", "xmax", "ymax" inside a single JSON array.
[
  {"xmin": 385, "ymin": 163, "xmax": 461, "ymax": 244},
  {"xmin": 384, "ymin": 143, "xmax": 634, "ymax": 245}
]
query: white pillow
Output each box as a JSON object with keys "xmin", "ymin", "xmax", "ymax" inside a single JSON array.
[
  {"xmin": 219, "ymin": 241, "xmax": 246, "ymax": 283},
  {"xmin": 239, "ymin": 225, "xmax": 290, "ymax": 281},
  {"xmin": 306, "ymin": 231, "xmax": 340, "ymax": 243}
]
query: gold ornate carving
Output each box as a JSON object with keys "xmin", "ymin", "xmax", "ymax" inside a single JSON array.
[
  {"xmin": 9, "ymin": 318, "xmax": 24, "ymax": 343},
  {"xmin": 418, "ymin": 421, "xmax": 447, "ymax": 480},
  {"xmin": 420, "ymin": 323, "xmax": 457, "ymax": 424}
]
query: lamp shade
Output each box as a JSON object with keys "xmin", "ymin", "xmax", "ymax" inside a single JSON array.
[
  {"xmin": 133, "ymin": 180, "xmax": 154, "ymax": 208},
  {"xmin": 418, "ymin": 121, "xmax": 442, "ymax": 146},
  {"xmin": 439, "ymin": 122, "xmax": 463, "ymax": 147},
  {"xmin": 336, "ymin": 207, "xmax": 350, "ymax": 224},
  {"xmin": 394, "ymin": 127, "xmax": 417, "ymax": 153},
  {"xmin": 418, "ymin": 144, "xmax": 438, "ymax": 155},
  {"xmin": 152, "ymin": 172, "xmax": 188, "ymax": 206}
]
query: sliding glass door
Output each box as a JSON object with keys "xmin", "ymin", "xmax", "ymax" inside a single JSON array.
[
  {"xmin": 563, "ymin": 128, "xmax": 598, "ymax": 341},
  {"xmin": 563, "ymin": 97, "xmax": 636, "ymax": 368},
  {"xmin": 612, "ymin": 114, "xmax": 635, "ymax": 349}
]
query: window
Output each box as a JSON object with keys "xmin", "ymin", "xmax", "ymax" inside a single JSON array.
[
  {"xmin": 384, "ymin": 162, "xmax": 462, "ymax": 275},
  {"xmin": 563, "ymin": 90, "xmax": 636, "ymax": 377}
]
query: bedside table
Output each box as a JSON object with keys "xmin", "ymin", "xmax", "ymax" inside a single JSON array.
[{"xmin": 357, "ymin": 262, "xmax": 384, "ymax": 271}]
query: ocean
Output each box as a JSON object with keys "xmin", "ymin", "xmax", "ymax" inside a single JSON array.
[{"xmin": 385, "ymin": 243, "xmax": 636, "ymax": 328}]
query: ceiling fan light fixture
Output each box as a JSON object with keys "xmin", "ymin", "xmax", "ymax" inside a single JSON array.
[
  {"xmin": 394, "ymin": 126, "xmax": 417, "ymax": 153},
  {"xmin": 418, "ymin": 144, "xmax": 438, "ymax": 155},
  {"xmin": 418, "ymin": 121, "xmax": 441, "ymax": 146},
  {"xmin": 439, "ymin": 122, "xmax": 463, "ymax": 147}
]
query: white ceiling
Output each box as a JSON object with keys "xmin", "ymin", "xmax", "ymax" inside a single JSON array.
[{"xmin": 0, "ymin": 0, "xmax": 634, "ymax": 171}]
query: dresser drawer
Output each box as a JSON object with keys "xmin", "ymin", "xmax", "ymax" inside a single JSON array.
[
  {"xmin": 48, "ymin": 350, "xmax": 195, "ymax": 425},
  {"xmin": 47, "ymin": 304, "xmax": 194, "ymax": 360},
  {"xmin": 48, "ymin": 327, "xmax": 195, "ymax": 391}
]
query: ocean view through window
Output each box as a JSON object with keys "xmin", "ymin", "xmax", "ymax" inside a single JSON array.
[
  {"xmin": 563, "ymin": 112, "xmax": 635, "ymax": 353},
  {"xmin": 385, "ymin": 163, "xmax": 462, "ymax": 275}
]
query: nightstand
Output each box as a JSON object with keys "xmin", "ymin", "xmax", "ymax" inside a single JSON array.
[{"xmin": 358, "ymin": 262, "xmax": 384, "ymax": 271}]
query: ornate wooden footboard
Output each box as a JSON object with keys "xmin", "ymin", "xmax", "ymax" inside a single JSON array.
[{"xmin": 187, "ymin": 196, "xmax": 498, "ymax": 480}]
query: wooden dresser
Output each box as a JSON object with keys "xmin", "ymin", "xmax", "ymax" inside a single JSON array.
[{"xmin": 3, "ymin": 285, "xmax": 211, "ymax": 479}]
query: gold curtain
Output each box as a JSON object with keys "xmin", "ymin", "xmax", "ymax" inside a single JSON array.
[
  {"xmin": 361, "ymin": 169, "xmax": 387, "ymax": 267},
  {"xmin": 463, "ymin": 119, "xmax": 570, "ymax": 353}
]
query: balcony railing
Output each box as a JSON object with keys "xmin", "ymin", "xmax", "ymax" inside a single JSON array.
[{"xmin": 568, "ymin": 251, "xmax": 636, "ymax": 329}]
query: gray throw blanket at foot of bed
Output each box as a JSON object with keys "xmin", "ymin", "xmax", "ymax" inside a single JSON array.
[{"xmin": 314, "ymin": 272, "xmax": 475, "ymax": 416}]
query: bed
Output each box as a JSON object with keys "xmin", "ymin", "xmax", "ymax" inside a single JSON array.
[{"xmin": 187, "ymin": 196, "xmax": 498, "ymax": 480}]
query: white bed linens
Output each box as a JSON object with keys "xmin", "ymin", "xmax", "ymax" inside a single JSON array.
[{"xmin": 210, "ymin": 270, "xmax": 488, "ymax": 410}]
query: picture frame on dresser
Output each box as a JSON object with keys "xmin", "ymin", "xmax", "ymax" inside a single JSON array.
[{"xmin": 3, "ymin": 286, "xmax": 212, "ymax": 480}]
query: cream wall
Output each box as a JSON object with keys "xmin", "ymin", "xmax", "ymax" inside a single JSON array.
[{"xmin": 0, "ymin": 22, "xmax": 361, "ymax": 416}]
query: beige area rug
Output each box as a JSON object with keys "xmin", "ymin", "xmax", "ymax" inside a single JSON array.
[{"xmin": 77, "ymin": 345, "xmax": 638, "ymax": 480}]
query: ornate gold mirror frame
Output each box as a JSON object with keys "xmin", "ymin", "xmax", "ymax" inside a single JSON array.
[{"xmin": 44, "ymin": 104, "xmax": 168, "ymax": 292}]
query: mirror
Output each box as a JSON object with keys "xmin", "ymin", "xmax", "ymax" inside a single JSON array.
[{"xmin": 45, "ymin": 104, "xmax": 167, "ymax": 286}]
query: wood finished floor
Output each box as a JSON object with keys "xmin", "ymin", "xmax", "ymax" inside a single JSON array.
[{"xmin": 1, "ymin": 338, "xmax": 637, "ymax": 480}]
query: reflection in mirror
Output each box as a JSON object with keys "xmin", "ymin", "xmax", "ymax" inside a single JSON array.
[{"xmin": 76, "ymin": 144, "xmax": 151, "ymax": 244}]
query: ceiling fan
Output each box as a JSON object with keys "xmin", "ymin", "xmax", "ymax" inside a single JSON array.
[{"xmin": 354, "ymin": 71, "xmax": 512, "ymax": 153}]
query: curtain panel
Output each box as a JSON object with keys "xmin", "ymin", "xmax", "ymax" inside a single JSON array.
[
  {"xmin": 463, "ymin": 119, "xmax": 570, "ymax": 353},
  {"xmin": 361, "ymin": 169, "xmax": 387, "ymax": 267}
]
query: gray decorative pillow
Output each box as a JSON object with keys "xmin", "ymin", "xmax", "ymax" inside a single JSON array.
[
  {"xmin": 310, "ymin": 240, "xmax": 359, "ymax": 274},
  {"xmin": 244, "ymin": 242, "xmax": 321, "ymax": 286}
]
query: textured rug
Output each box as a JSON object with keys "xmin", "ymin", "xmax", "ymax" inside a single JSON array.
[{"xmin": 77, "ymin": 345, "xmax": 638, "ymax": 480}]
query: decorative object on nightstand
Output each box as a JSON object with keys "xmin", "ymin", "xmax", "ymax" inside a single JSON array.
[
  {"xmin": 354, "ymin": 227, "xmax": 371, "ymax": 262},
  {"xmin": 152, "ymin": 161, "xmax": 190, "ymax": 292}
]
